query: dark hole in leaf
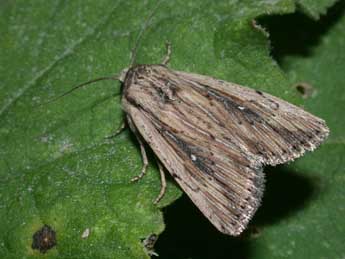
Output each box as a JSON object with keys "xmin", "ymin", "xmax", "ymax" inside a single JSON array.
[
  {"xmin": 31, "ymin": 224, "xmax": 56, "ymax": 254},
  {"xmin": 293, "ymin": 82, "xmax": 315, "ymax": 99}
]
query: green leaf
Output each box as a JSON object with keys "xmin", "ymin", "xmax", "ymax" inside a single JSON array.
[
  {"xmin": 297, "ymin": 0, "xmax": 338, "ymax": 19},
  {"xmin": 0, "ymin": 0, "xmax": 343, "ymax": 258}
]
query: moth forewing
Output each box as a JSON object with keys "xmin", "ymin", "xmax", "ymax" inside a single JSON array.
[{"xmin": 121, "ymin": 64, "xmax": 328, "ymax": 235}]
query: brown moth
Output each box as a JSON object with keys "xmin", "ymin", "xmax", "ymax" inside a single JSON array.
[
  {"xmin": 120, "ymin": 60, "xmax": 329, "ymax": 236},
  {"xmin": 48, "ymin": 6, "xmax": 328, "ymax": 237},
  {"xmin": 57, "ymin": 43, "xmax": 329, "ymax": 236}
]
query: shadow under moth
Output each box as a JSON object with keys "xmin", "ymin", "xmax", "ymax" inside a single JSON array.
[{"xmin": 55, "ymin": 42, "xmax": 329, "ymax": 236}]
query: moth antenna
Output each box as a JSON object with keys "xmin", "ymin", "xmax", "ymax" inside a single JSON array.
[
  {"xmin": 129, "ymin": 0, "xmax": 162, "ymax": 66},
  {"xmin": 38, "ymin": 75, "xmax": 119, "ymax": 106}
]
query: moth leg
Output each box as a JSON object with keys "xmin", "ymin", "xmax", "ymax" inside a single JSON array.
[
  {"xmin": 127, "ymin": 116, "xmax": 149, "ymax": 182},
  {"xmin": 104, "ymin": 121, "xmax": 126, "ymax": 139},
  {"xmin": 126, "ymin": 115, "xmax": 166, "ymax": 202},
  {"xmin": 161, "ymin": 41, "xmax": 172, "ymax": 66},
  {"xmin": 154, "ymin": 162, "xmax": 167, "ymax": 204},
  {"xmin": 131, "ymin": 137, "xmax": 149, "ymax": 182}
]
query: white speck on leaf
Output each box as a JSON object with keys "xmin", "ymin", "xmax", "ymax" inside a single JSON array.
[{"xmin": 81, "ymin": 228, "xmax": 90, "ymax": 239}]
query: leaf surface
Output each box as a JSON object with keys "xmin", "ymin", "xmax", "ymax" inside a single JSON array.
[{"xmin": 0, "ymin": 0, "xmax": 343, "ymax": 258}]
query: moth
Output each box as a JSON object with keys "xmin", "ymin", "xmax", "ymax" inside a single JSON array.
[
  {"xmin": 45, "ymin": 5, "xmax": 328, "ymax": 237},
  {"xmin": 55, "ymin": 42, "xmax": 329, "ymax": 236}
]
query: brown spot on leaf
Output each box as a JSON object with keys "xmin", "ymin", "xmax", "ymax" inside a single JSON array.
[{"xmin": 32, "ymin": 225, "xmax": 56, "ymax": 253}]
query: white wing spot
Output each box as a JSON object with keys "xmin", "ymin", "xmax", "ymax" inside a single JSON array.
[
  {"xmin": 238, "ymin": 106, "xmax": 245, "ymax": 110},
  {"xmin": 191, "ymin": 154, "xmax": 197, "ymax": 161}
]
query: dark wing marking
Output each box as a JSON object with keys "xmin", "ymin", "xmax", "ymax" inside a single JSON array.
[
  {"xmin": 174, "ymin": 69, "xmax": 329, "ymax": 166},
  {"xmin": 122, "ymin": 65, "xmax": 329, "ymax": 235}
]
